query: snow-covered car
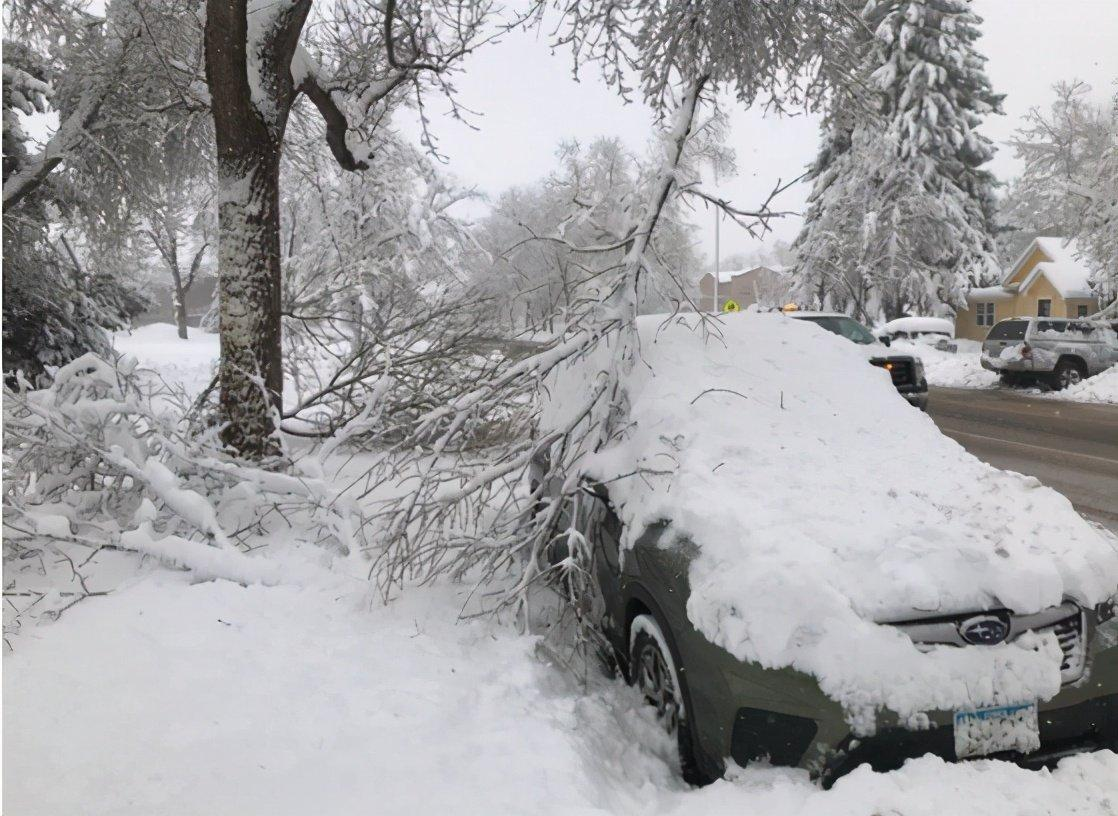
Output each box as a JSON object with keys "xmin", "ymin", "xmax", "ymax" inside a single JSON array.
[
  {"xmin": 785, "ymin": 311, "xmax": 929, "ymax": 410},
  {"xmin": 533, "ymin": 313, "xmax": 1118, "ymax": 787},
  {"xmin": 877, "ymin": 316, "xmax": 955, "ymax": 345},
  {"xmin": 980, "ymin": 317, "xmax": 1118, "ymax": 389}
]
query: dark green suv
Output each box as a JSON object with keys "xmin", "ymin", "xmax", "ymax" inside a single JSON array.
[{"xmin": 542, "ymin": 479, "xmax": 1118, "ymax": 786}]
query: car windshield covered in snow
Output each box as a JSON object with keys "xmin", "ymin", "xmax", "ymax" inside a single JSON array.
[{"xmin": 793, "ymin": 314, "xmax": 876, "ymax": 344}]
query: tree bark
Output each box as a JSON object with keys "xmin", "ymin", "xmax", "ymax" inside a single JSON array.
[
  {"xmin": 204, "ymin": 0, "xmax": 367, "ymax": 457},
  {"xmin": 169, "ymin": 266, "xmax": 189, "ymax": 339},
  {"xmin": 205, "ymin": 0, "xmax": 288, "ymax": 457}
]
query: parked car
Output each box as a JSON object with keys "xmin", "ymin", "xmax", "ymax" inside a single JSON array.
[
  {"xmin": 877, "ymin": 316, "xmax": 954, "ymax": 345},
  {"xmin": 531, "ymin": 313, "xmax": 1118, "ymax": 788},
  {"xmin": 786, "ymin": 311, "xmax": 929, "ymax": 409},
  {"xmin": 980, "ymin": 317, "xmax": 1118, "ymax": 389}
]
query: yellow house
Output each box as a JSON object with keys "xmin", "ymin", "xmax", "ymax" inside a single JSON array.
[{"xmin": 955, "ymin": 237, "xmax": 1100, "ymax": 342}]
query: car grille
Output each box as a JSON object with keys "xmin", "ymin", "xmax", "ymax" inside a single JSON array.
[
  {"xmin": 1046, "ymin": 611, "xmax": 1086, "ymax": 683},
  {"xmin": 871, "ymin": 358, "xmax": 913, "ymax": 387},
  {"xmin": 891, "ymin": 602, "xmax": 1088, "ymax": 685}
]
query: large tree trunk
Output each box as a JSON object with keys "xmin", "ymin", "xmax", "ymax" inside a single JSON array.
[
  {"xmin": 205, "ymin": 0, "xmax": 294, "ymax": 457},
  {"xmin": 204, "ymin": 0, "xmax": 368, "ymax": 456},
  {"xmin": 170, "ymin": 269, "xmax": 190, "ymax": 340}
]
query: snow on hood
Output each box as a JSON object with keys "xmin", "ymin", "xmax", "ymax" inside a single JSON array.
[{"xmin": 540, "ymin": 313, "xmax": 1118, "ymax": 729}]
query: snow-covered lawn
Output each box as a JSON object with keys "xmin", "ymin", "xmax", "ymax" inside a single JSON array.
[
  {"xmin": 111, "ymin": 322, "xmax": 220, "ymax": 400},
  {"xmin": 6, "ymin": 570, "xmax": 1118, "ymax": 816}
]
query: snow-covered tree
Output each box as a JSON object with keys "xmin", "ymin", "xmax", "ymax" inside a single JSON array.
[
  {"xmin": 2, "ymin": 1, "xmax": 144, "ymax": 210},
  {"xmin": 472, "ymin": 137, "xmax": 701, "ymax": 330},
  {"xmin": 277, "ymin": 118, "xmax": 487, "ymax": 434},
  {"xmin": 1005, "ymin": 80, "xmax": 1118, "ymax": 305},
  {"xmin": 793, "ymin": 0, "xmax": 1003, "ymax": 320},
  {"xmin": 2, "ymin": 2, "xmax": 155, "ymax": 376},
  {"xmin": 203, "ymin": 0, "xmax": 505, "ymax": 457}
]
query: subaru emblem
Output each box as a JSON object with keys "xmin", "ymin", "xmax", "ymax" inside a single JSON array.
[{"xmin": 959, "ymin": 615, "xmax": 1010, "ymax": 645}]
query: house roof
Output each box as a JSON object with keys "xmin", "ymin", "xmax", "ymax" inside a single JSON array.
[
  {"xmin": 703, "ymin": 265, "xmax": 787, "ymax": 285},
  {"xmin": 1004, "ymin": 237, "xmax": 1095, "ymax": 299}
]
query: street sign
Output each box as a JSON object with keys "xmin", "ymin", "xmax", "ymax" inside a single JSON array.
[{"xmin": 723, "ymin": 299, "xmax": 740, "ymax": 313}]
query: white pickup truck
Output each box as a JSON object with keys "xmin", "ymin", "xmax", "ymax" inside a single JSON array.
[{"xmin": 981, "ymin": 317, "xmax": 1118, "ymax": 389}]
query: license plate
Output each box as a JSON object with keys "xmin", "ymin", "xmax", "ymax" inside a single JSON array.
[{"xmin": 953, "ymin": 702, "xmax": 1040, "ymax": 759}]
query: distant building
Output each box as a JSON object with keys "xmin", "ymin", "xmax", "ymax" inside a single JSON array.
[
  {"xmin": 697, "ymin": 266, "xmax": 790, "ymax": 312},
  {"xmin": 954, "ymin": 237, "xmax": 1101, "ymax": 342}
]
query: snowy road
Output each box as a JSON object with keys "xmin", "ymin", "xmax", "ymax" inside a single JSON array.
[{"xmin": 927, "ymin": 387, "xmax": 1118, "ymax": 530}]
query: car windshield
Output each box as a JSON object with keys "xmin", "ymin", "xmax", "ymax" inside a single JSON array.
[
  {"xmin": 796, "ymin": 315, "xmax": 876, "ymax": 345},
  {"xmin": 986, "ymin": 319, "xmax": 1028, "ymax": 341}
]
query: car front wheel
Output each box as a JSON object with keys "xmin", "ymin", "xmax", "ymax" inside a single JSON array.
[{"xmin": 629, "ymin": 613, "xmax": 713, "ymax": 785}]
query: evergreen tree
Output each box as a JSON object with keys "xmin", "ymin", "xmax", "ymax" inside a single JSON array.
[{"xmin": 793, "ymin": 0, "xmax": 1002, "ymax": 320}]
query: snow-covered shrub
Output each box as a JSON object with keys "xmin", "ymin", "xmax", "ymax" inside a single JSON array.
[{"xmin": 2, "ymin": 353, "xmax": 366, "ymax": 644}]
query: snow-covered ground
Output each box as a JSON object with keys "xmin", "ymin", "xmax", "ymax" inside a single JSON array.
[
  {"xmin": 1038, "ymin": 364, "xmax": 1118, "ymax": 405},
  {"xmin": 111, "ymin": 322, "xmax": 220, "ymax": 400},
  {"xmin": 5, "ymin": 321, "xmax": 1118, "ymax": 815},
  {"xmin": 6, "ymin": 569, "xmax": 1118, "ymax": 816}
]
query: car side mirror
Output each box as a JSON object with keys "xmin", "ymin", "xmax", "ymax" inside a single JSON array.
[{"xmin": 880, "ymin": 335, "xmax": 891, "ymax": 347}]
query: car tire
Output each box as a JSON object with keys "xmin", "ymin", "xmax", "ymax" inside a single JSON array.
[
  {"xmin": 629, "ymin": 613, "xmax": 713, "ymax": 786},
  {"xmin": 1051, "ymin": 358, "xmax": 1086, "ymax": 391}
]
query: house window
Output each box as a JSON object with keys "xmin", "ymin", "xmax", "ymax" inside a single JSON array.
[
  {"xmin": 976, "ymin": 302, "xmax": 995, "ymax": 327},
  {"xmin": 1037, "ymin": 299, "xmax": 1051, "ymax": 317},
  {"xmin": 1077, "ymin": 305, "xmax": 1089, "ymax": 318}
]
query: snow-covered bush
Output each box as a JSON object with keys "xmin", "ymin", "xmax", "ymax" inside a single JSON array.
[{"xmin": 2, "ymin": 352, "xmax": 366, "ymax": 644}]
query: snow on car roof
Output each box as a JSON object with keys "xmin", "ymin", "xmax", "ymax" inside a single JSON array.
[
  {"xmin": 881, "ymin": 316, "xmax": 954, "ymax": 336},
  {"xmin": 540, "ymin": 312, "xmax": 1118, "ymax": 729}
]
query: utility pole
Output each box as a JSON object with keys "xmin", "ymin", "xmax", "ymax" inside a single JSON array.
[{"xmin": 713, "ymin": 208, "xmax": 720, "ymax": 312}]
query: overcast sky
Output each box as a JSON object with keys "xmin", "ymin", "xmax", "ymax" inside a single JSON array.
[{"xmin": 399, "ymin": 0, "xmax": 1118, "ymax": 267}]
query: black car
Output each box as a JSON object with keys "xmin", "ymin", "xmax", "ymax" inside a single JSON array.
[{"xmin": 788, "ymin": 311, "xmax": 929, "ymax": 410}]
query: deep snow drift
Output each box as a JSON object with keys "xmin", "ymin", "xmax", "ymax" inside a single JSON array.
[{"xmin": 542, "ymin": 313, "xmax": 1118, "ymax": 726}]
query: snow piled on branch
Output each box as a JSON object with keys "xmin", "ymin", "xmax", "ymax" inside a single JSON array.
[{"xmin": 542, "ymin": 313, "xmax": 1118, "ymax": 729}]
